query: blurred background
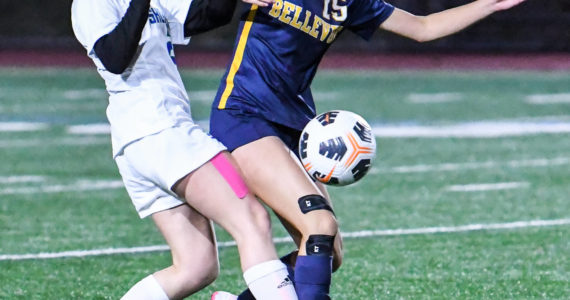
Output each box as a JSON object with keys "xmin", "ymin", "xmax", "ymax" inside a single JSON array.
[
  {"xmin": 1, "ymin": 1, "xmax": 570, "ymax": 299},
  {"xmin": 0, "ymin": 0, "xmax": 568, "ymax": 55}
]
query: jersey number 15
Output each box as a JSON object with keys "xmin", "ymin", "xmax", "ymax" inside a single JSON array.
[{"xmin": 322, "ymin": 0, "xmax": 347, "ymax": 22}]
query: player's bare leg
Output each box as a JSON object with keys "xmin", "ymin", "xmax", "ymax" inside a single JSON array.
[
  {"xmin": 233, "ymin": 137, "xmax": 337, "ymax": 255},
  {"xmin": 150, "ymin": 204, "xmax": 220, "ymax": 299},
  {"xmin": 275, "ymin": 202, "xmax": 343, "ymax": 271},
  {"xmin": 172, "ymin": 152, "xmax": 278, "ymax": 271},
  {"xmin": 249, "ymin": 149, "xmax": 343, "ymax": 270},
  {"xmin": 313, "ymin": 181, "xmax": 343, "ymax": 271},
  {"xmin": 276, "ymin": 214, "xmax": 343, "ymax": 271},
  {"xmin": 280, "ymin": 154, "xmax": 344, "ymax": 271},
  {"xmin": 233, "ymin": 136, "xmax": 339, "ymax": 299},
  {"xmin": 123, "ymin": 152, "xmax": 297, "ymax": 300},
  {"xmin": 175, "ymin": 152, "xmax": 297, "ymax": 300},
  {"xmin": 121, "ymin": 205, "xmax": 220, "ymax": 300}
]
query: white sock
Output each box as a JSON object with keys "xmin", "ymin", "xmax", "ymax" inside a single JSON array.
[
  {"xmin": 121, "ymin": 275, "xmax": 169, "ymax": 300},
  {"xmin": 243, "ymin": 260, "xmax": 298, "ymax": 300}
]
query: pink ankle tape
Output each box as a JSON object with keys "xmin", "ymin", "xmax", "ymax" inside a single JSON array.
[{"xmin": 211, "ymin": 153, "xmax": 249, "ymax": 199}]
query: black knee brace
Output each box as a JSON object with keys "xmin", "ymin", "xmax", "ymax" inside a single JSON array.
[
  {"xmin": 306, "ymin": 234, "xmax": 335, "ymax": 256},
  {"xmin": 298, "ymin": 195, "xmax": 334, "ymax": 215}
]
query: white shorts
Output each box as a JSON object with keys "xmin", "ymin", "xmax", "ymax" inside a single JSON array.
[{"xmin": 115, "ymin": 122, "xmax": 226, "ymax": 218}]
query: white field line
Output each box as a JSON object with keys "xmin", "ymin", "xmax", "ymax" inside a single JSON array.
[
  {"xmin": 407, "ymin": 93, "xmax": 463, "ymax": 104},
  {"xmin": 504, "ymin": 115, "xmax": 570, "ymax": 122},
  {"xmin": 0, "ymin": 176, "xmax": 45, "ymax": 184},
  {"xmin": 6, "ymin": 119, "xmax": 568, "ymax": 141},
  {"xmin": 372, "ymin": 121, "xmax": 570, "ymax": 138},
  {"xmin": 67, "ymin": 123, "xmax": 110, "ymax": 135},
  {"xmin": 1, "ymin": 218, "xmax": 568, "ymax": 261},
  {"xmin": 0, "ymin": 137, "xmax": 109, "ymax": 148},
  {"xmin": 188, "ymin": 90, "xmax": 217, "ymax": 102},
  {"xmin": 445, "ymin": 181, "xmax": 530, "ymax": 192},
  {"xmin": 63, "ymin": 89, "xmax": 107, "ymax": 100},
  {"xmin": 313, "ymin": 91, "xmax": 341, "ymax": 101},
  {"xmin": 61, "ymin": 120, "xmax": 570, "ymax": 140},
  {"xmin": 373, "ymin": 157, "xmax": 570, "ymax": 174},
  {"xmin": 0, "ymin": 180, "xmax": 123, "ymax": 195},
  {"xmin": 0, "ymin": 122, "xmax": 49, "ymax": 132},
  {"xmin": 526, "ymin": 93, "xmax": 570, "ymax": 104},
  {"xmin": 66, "ymin": 122, "xmax": 215, "ymax": 136}
]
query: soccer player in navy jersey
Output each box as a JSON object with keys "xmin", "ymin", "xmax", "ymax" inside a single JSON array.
[{"xmin": 209, "ymin": 0, "xmax": 526, "ymax": 299}]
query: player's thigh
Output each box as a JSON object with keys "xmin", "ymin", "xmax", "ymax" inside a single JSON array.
[
  {"xmin": 116, "ymin": 122, "xmax": 227, "ymax": 218},
  {"xmin": 173, "ymin": 152, "xmax": 271, "ymax": 243},
  {"xmin": 232, "ymin": 136, "xmax": 334, "ymax": 232},
  {"xmin": 314, "ymin": 181, "xmax": 331, "ymax": 204},
  {"xmin": 152, "ymin": 203, "xmax": 218, "ymax": 268}
]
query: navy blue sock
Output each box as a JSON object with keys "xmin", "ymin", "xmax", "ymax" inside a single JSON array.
[
  {"xmin": 294, "ymin": 255, "xmax": 332, "ymax": 300},
  {"xmin": 280, "ymin": 251, "xmax": 297, "ymax": 281},
  {"xmin": 237, "ymin": 252, "xmax": 297, "ymax": 300},
  {"xmin": 237, "ymin": 287, "xmax": 255, "ymax": 300}
]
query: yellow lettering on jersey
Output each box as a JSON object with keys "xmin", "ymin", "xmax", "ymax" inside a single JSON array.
[
  {"xmin": 290, "ymin": 6, "xmax": 303, "ymax": 29},
  {"xmin": 309, "ymin": 15, "xmax": 324, "ymax": 38},
  {"xmin": 279, "ymin": 1, "xmax": 295, "ymax": 24},
  {"xmin": 268, "ymin": 0, "xmax": 283, "ymax": 18},
  {"xmin": 219, "ymin": 5, "xmax": 259, "ymax": 109},
  {"xmin": 268, "ymin": 2, "xmax": 344, "ymax": 44},
  {"xmin": 326, "ymin": 25, "xmax": 343, "ymax": 43},
  {"xmin": 319, "ymin": 22, "xmax": 331, "ymax": 42},
  {"xmin": 300, "ymin": 10, "xmax": 312, "ymax": 34}
]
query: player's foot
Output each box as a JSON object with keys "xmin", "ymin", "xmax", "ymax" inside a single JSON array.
[{"xmin": 211, "ymin": 291, "xmax": 238, "ymax": 300}]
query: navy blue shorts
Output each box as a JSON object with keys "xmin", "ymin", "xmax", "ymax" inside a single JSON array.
[{"xmin": 210, "ymin": 108, "xmax": 302, "ymax": 154}]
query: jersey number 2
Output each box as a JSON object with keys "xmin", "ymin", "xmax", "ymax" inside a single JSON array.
[{"xmin": 322, "ymin": 0, "xmax": 347, "ymax": 22}]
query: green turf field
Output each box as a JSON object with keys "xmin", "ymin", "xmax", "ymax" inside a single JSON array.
[{"xmin": 0, "ymin": 68, "xmax": 569, "ymax": 299}]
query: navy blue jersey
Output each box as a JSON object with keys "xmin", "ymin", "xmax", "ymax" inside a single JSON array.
[{"xmin": 212, "ymin": 0, "xmax": 394, "ymax": 131}]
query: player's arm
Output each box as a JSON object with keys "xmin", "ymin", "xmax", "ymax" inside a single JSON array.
[
  {"xmin": 93, "ymin": 0, "xmax": 150, "ymax": 74},
  {"xmin": 183, "ymin": 0, "xmax": 237, "ymax": 36},
  {"xmin": 184, "ymin": 0, "xmax": 273, "ymax": 36},
  {"xmin": 380, "ymin": 0, "xmax": 525, "ymax": 42}
]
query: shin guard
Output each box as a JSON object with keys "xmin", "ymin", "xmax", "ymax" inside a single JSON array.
[{"xmin": 294, "ymin": 235, "xmax": 335, "ymax": 300}]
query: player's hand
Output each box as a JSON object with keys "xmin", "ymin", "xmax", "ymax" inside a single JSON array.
[
  {"xmin": 490, "ymin": 0, "xmax": 526, "ymax": 11},
  {"xmin": 241, "ymin": 0, "xmax": 274, "ymax": 7}
]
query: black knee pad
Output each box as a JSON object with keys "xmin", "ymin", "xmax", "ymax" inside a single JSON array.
[
  {"xmin": 306, "ymin": 234, "xmax": 335, "ymax": 256},
  {"xmin": 298, "ymin": 195, "xmax": 334, "ymax": 215}
]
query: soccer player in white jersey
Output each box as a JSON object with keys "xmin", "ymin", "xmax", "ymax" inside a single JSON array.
[{"xmin": 71, "ymin": 0, "xmax": 299, "ymax": 299}]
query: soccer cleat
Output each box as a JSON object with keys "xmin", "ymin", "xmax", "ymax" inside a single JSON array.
[{"xmin": 211, "ymin": 291, "xmax": 238, "ymax": 300}]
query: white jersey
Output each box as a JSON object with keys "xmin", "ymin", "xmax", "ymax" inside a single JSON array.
[{"xmin": 71, "ymin": 0, "xmax": 194, "ymax": 157}]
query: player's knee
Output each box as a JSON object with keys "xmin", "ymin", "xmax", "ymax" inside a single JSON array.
[
  {"xmin": 175, "ymin": 259, "xmax": 220, "ymax": 294},
  {"xmin": 231, "ymin": 199, "xmax": 273, "ymax": 244},
  {"xmin": 174, "ymin": 244, "xmax": 220, "ymax": 286},
  {"xmin": 246, "ymin": 207, "xmax": 273, "ymax": 243},
  {"xmin": 198, "ymin": 263, "xmax": 219, "ymax": 287},
  {"xmin": 298, "ymin": 194, "xmax": 338, "ymax": 236},
  {"xmin": 305, "ymin": 234, "xmax": 335, "ymax": 257},
  {"xmin": 309, "ymin": 213, "xmax": 338, "ymax": 236},
  {"xmin": 250, "ymin": 199, "xmax": 273, "ymax": 235}
]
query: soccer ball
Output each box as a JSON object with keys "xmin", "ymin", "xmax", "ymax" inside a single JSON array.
[{"xmin": 298, "ymin": 110, "xmax": 376, "ymax": 186}]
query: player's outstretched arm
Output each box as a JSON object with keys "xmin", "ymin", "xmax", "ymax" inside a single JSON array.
[
  {"xmin": 184, "ymin": 0, "xmax": 273, "ymax": 36},
  {"xmin": 380, "ymin": 0, "xmax": 526, "ymax": 42},
  {"xmin": 184, "ymin": 0, "xmax": 237, "ymax": 36}
]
